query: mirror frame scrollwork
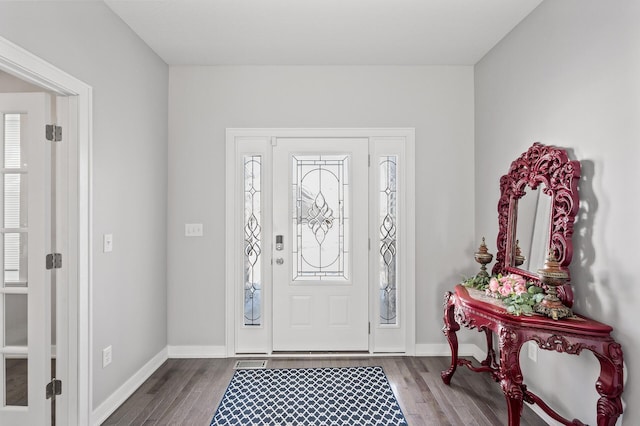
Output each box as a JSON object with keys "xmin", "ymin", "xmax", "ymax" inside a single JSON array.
[{"xmin": 492, "ymin": 142, "xmax": 581, "ymax": 305}]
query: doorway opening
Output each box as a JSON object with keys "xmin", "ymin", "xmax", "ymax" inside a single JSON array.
[
  {"xmin": 0, "ymin": 36, "xmax": 92, "ymax": 425},
  {"xmin": 225, "ymin": 129, "xmax": 415, "ymax": 357}
]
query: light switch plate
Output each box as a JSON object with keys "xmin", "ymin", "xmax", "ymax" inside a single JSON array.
[
  {"xmin": 103, "ymin": 234, "xmax": 113, "ymax": 252},
  {"xmin": 185, "ymin": 223, "xmax": 204, "ymax": 237},
  {"xmin": 102, "ymin": 345, "xmax": 112, "ymax": 368}
]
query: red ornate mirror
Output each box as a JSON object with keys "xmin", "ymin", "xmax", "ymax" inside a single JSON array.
[{"xmin": 492, "ymin": 143, "xmax": 580, "ymax": 305}]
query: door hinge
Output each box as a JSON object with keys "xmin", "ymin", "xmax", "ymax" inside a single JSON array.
[
  {"xmin": 46, "ymin": 253, "xmax": 62, "ymax": 269},
  {"xmin": 46, "ymin": 124, "xmax": 62, "ymax": 142},
  {"xmin": 368, "ymin": 322, "xmax": 371, "ymax": 335},
  {"xmin": 46, "ymin": 378, "xmax": 62, "ymax": 399},
  {"xmin": 368, "ymin": 154, "xmax": 371, "ymax": 167},
  {"xmin": 368, "ymin": 238, "xmax": 371, "ymax": 251}
]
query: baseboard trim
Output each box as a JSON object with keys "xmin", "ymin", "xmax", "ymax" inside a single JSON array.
[
  {"xmin": 91, "ymin": 346, "xmax": 168, "ymax": 426},
  {"xmin": 167, "ymin": 345, "xmax": 227, "ymax": 358},
  {"xmin": 415, "ymin": 343, "xmax": 485, "ymax": 362}
]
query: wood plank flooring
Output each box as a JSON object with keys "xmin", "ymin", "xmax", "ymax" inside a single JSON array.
[
  {"xmin": 5, "ymin": 358, "xmax": 28, "ymax": 406},
  {"xmin": 102, "ymin": 356, "xmax": 548, "ymax": 426}
]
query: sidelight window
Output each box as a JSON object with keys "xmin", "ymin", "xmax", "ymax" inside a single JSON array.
[
  {"xmin": 379, "ymin": 156, "xmax": 397, "ymax": 325},
  {"xmin": 243, "ymin": 155, "xmax": 262, "ymax": 326}
]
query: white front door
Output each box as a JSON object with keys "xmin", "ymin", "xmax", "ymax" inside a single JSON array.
[
  {"xmin": 0, "ymin": 93, "xmax": 53, "ymax": 425},
  {"xmin": 272, "ymin": 138, "xmax": 369, "ymax": 351}
]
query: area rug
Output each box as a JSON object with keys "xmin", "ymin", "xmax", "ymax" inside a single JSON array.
[{"xmin": 210, "ymin": 366, "xmax": 408, "ymax": 425}]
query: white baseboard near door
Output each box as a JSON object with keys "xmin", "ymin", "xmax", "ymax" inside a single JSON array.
[
  {"xmin": 167, "ymin": 345, "xmax": 227, "ymax": 358},
  {"xmin": 91, "ymin": 347, "xmax": 169, "ymax": 426}
]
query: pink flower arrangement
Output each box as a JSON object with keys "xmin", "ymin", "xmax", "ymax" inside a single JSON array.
[
  {"xmin": 486, "ymin": 274, "xmax": 529, "ymax": 298},
  {"xmin": 463, "ymin": 272, "xmax": 544, "ymax": 315}
]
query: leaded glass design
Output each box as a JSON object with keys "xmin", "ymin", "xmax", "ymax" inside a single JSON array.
[
  {"xmin": 243, "ymin": 156, "xmax": 262, "ymax": 326},
  {"xmin": 292, "ymin": 155, "xmax": 349, "ymax": 281},
  {"xmin": 379, "ymin": 156, "xmax": 397, "ymax": 324}
]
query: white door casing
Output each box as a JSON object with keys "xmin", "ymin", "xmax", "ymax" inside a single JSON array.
[
  {"xmin": 272, "ymin": 138, "xmax": 369, "ymax": 352},
  {"xmin": 0, "ymin": 35, "xmax": 92, "ymax": 425},
  {"xmin": 226, "ymin": 129, "xmax": 415, "ymax": 356},
  {"xmin": 0, "ymin": 92, "xmax": 52, "ymax": 425}
]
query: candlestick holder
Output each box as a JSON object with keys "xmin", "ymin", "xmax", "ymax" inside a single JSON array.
[
  {"xmin": 474, "ymin": 237, "xmax": 493, "ymax": 278},
  {"xmin": 534, "ymin": 253, "xmax": 573, "ymax": 320},
  {"xmin": 514, "ymin": 240, "xmax": 525, "ymax": 267}
]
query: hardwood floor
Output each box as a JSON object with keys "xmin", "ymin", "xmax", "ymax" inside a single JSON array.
[
  {"xmin": 5, "ymin": 358, "xmax": 28, "ymax": 406},
  {"xmin": 5, "ymin": 358, "xmax": 57, "ymax": 406},
  {"xmin": 102, "ymin": 356, "xmax": 547, "ymax": 426},
  {"xmin": 5, "ymin": 358, "xmax": 57, "ymax": 424}
]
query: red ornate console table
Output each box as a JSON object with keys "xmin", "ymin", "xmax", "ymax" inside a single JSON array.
[{"xmin": 442, "ymin": 284, "xmax": 624, "ymax": 426}]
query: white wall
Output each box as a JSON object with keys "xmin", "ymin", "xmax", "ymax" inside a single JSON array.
[
  {"xmin": 168, "ymin": 66, "xmax": 475, "ymax": 349},
  {"xmin": 475, "ymin": 0, "xmax": 638, "ymax": 424},
  {"xmin": 0, "ymin": 2, "xmax": 169, "ymax": 410}
]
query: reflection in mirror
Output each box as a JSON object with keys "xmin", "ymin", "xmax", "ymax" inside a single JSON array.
[{"xmin": 515, "ymin": 186, "xmax": 552, "ymax": 273}]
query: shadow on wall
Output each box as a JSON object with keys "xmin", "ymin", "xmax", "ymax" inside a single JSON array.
[
  {"xmin": 570, "ymin": 159, "xmax": 599, "ymax": 314},
  {"xmin": 571, "ymin": 158, "xmax": 629, "ymax": 332},
  {"xmin": 437, "ymin": 239, "xmax": 486, "ymax": 311}
]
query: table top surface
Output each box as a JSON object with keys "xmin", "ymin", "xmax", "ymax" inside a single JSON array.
[{"xmin": 453, "ymin": 284, "xmax": 614, "ymax": 336}]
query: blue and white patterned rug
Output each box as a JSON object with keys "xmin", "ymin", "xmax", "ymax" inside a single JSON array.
[{"xmin": 210, "ymin": 366, "xmax": 408, "ymax": 425}]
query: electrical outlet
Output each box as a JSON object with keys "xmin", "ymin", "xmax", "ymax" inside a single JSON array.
[
  {"xmin": 185, "ymin": 223, "xmax": 204, "ymax": 237},
  {"xmin": 527, "ymin": 341, "xmax": 537, "ymax": 362},
  {"xmin": 102, "ymin": 345, "xmax": 112, "ymax": 368}
]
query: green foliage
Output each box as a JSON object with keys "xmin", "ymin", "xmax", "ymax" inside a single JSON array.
[
  {"xmin": 502, "ymin": 287, "xmax": 545, "ymax": 316},
  {"xmin": 462, "ymin": 274, "xmax": 491, "ymax": 291}
]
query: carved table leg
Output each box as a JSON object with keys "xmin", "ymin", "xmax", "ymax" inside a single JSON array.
[
  {"xmin": 498, "ymin": 327, "xmax": 525, "ymax": 426},
  {"xmin": 441, "ymin": 292, "xmax": 460, "ymax": 385},
  {"xmin": 482, "ymin": 329, "xmax": 496, "ymax": 368},
  {"xmin": 593, "ymin": 341, "xmax": 624, "ymax": 426}
]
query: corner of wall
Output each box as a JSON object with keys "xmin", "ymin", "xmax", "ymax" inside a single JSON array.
[{"xmin": 91, "ymin": 347, "xmax": 169, "ymax": 426}]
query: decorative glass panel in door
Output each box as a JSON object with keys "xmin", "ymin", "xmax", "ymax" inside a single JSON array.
[
  {"xmin": 379, "ymin": 156, "xmax": 397, "ymax": 325},
  {"xmin": 292, "ymin": 155, "xmax": 349, "ymax": 281},
  {"xmin": 243, "ymin": 155, "xmax": 262, "ymax": 326}
]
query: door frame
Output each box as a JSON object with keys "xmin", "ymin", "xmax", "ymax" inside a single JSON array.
[
  {"xmin": 225, "ymin": 128, "xmax": 415, "ymax": 356},
  {"xmin": 0, "ymin": 36, "xmax": 92, "ymax": 424}
]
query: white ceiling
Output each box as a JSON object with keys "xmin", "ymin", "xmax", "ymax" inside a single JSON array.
[{"xmin": 104, "ymin": 0, "xmax": 543, "ymax": 66}]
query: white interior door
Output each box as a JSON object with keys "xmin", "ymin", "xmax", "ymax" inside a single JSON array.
[
  {"xmin": 272, "ymin": 138, "xmax": 369, "ymax": 351},
  {"xmin": 0, "ymin": 93, "xmax": 52, "ymax": 425}
]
